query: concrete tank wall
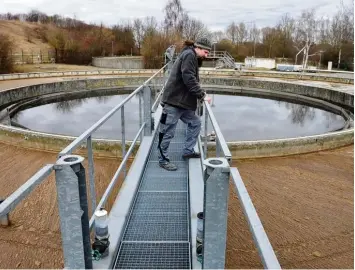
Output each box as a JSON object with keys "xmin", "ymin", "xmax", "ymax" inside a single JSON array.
[
  {"xmin": 0, "ymin": 76, "xmax": 352, "ymax": 158},
  {"xmin": 92, "ymin": 56, "xmax": 144, "ymax": 69}
]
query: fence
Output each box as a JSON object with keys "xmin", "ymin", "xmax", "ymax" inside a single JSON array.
[{"xmin": 10, "ymin": 49, "xmax": 56, "ymax": 64}]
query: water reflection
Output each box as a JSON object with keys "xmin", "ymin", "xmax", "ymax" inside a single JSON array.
[
  {"xmin": 205, "ymin": 95, "xmax": 345, "ymax": 141},
  {"xmin": 12, "ymin": 93, "xmax": 346, "ymax": 141},
  {"xmin": 55, "ymin": 96, "xmax": 113, "ymax": 114},
  {"xmin": 323, "ymin": 111, "xmax": 341, "ymax": 129},
  {"xmin": 277, "ymin": 101, "xmax": 316, "ymax": 126}
]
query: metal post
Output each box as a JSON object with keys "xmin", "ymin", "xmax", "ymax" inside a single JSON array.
[
  {"xmin": 202, "ymin": 158, "xmax": 230, "ymax": 269},
  {"xmin": 143, "ymin": 85, "xmax": 152, "ymax": 136},
  {"xmin": 54, "ymin": 155, "xmax": 92, "ymax": 269},
  {"xmin": 6, "ymin": 108, "xmax": 11, "ymax": 126},
  {"xmin": 204, "ymin": 105, "xmax": 208, "ymax": 159},
  {"xmin": 138, "ymin": 91, "xmax": 143, "ymax": 142},
  {"xmin": 87, "ymin": 136, "xmax": 96, "ymax": 217},
  {"xmin": 164, "ymin": 55, "xmax": 168, "ymax": 85},
  {"xmin": 121, "ymin": 106, "xmax": 126, "ymax": 177},
  {"xmin": 216, "ymin": 138, "xmax": 221, "ymax": 158},
  {"xmin": 0, "ymin": 199, "xmax": 10, "ymax": 227}
]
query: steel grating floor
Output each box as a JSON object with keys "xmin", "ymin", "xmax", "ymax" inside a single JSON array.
[{"xmin": 114, "ymin": 121, "xmax": 191, "ymax": 269}]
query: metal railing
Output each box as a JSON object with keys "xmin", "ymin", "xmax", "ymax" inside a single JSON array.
[
  {"xmin": 0, "ymin": 61, "xmax": 170, "ymax": 269},
  {"xmin": 207, "ymin": 51, "xmax": 235, "ymax": 68},
  {"xmin": 198, "ymin": 98, "xmax": 281, "ymax": 269},
  {"xmin": 0, "ymin": 45, "xmax": 280, "ymax": 269},
  {"xmin": 202, "ymin": 100, "xmax": 232, "ymax": 162},
  {"xmin": 230, "ymin": 168, "xmax": 281, "ymax": 269}
]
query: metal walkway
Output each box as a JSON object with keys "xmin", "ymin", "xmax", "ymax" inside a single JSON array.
[
  {"xmin": 114, "ymin": 121, "xmax": 191, "ymax": 269},
  {"xmin": 0, "ymin": 46, "xmax": 281, "ymax": 270}
]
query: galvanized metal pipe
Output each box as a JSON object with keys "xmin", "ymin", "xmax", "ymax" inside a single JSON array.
[
  {"xmin": 143, "ymin": 85, "xmax": 152, "ymax": 136},
  {"xmin": 216, "ymin": 138, "xmax": 221, "ymax": 157},
  {"xmin": 0, "ymin": 165, "xmax": 53, "ymax": 217},
  {"xmin": 54, "ymin": 155, "xmax": 92, "ymax": 269},
  {"xmin": 0, "ymin": 199, "xmax": 10, "ymax": 226},
  {"xmin": 89, "ymin": 123, "xmax": 145, "ymax": 230},
  {"xmin": 87, "ymin": 136, "xmax": 96, "ymax": 218},
  {"xmin": 203, "ymin": 101, "xmax": 232, "ymax": 162},
  {"xmin": 59, "ymin": 85, "xmax": 144, "ymax": 156},
  {"xmin": 144, "ymin": 64, "xmax": 168, "ymax": 85},
  {"xmin": 230, "ymin": 168, "xmax": 281, "ymax": 269},
  {"xmin": 139, "ymin": 91, "xmax": 143, "ymax": 142},
  {"xmin": 151, "ymin": 89, "xmax": 163, "ymax": 113},
  {"xmin": 121, "ymin": 106, "xmax": 126, "ymax": 178},
  {"xmin": 202, "ymin": 158, "xmax": 230, "ymax": 269},
  {"xmin": 204, "ymin": 103, "xmax": 208, "ymax": 160}
]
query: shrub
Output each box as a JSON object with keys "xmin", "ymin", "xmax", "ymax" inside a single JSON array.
[{"xmin": 0, "ymin": 34, "xmax": 14, "ymax": 74}]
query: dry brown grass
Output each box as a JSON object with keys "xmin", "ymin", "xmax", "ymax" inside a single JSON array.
[{"xmin": 0, "ymin": 20, "xmax": 52, "ymax": 53}]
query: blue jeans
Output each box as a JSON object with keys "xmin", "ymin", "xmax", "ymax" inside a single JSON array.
[{"xmin": 158, "ymin": 104, "xmax": 201, "ymax": 164}]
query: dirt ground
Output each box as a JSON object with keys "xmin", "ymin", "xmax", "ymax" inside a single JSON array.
[
  {"xmin": 226, "ymin": 145, "xmax": 354, "ymax": 269},
  {"xmin": 0, "ymin": 141, "xmax": 353, "ymax": 269},
  {"xmin": 0, "ymin": 142, "xmax": 127, "ymax": 269}
]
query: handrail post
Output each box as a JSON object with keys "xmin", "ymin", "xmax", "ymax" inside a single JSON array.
[
  {"xmin": 139, "ymin": 91, "xmax": 143, "ymax": 142},
  {"xmin": 202, "ymin": 158, "xmax": 230, "ymax": 269},
  {"xmin": 54, "ymin": 155, "xmax": 92, "ymax": 269},
  {"xmin": 203, "ymin": 103, "xmax": 208, "ymax": 160},
  {"xmin": 0, "ymin": 199, "xmax": 10, "ymax": 226},
  {"xmin": 143, "ymin": 85, "xmax": 152, "ymax": 135},
  {"xmin": 121, "ymin": 106, "xmax": 126, "ymax": 177},
  {"xmin": 87, "ymin": 136, "xmax": 96, "ymax": 218}
]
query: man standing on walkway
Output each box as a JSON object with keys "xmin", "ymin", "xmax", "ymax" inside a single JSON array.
[{"xmin": 158, "ymin": 38, "xmax": 212, "ymax": 171}]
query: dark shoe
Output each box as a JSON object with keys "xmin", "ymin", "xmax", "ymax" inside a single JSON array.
[
  {"xmin": 159, "ymin": 162, "xmax": 178, "ymax": 171},
  {"xmin": 182, "ymin": 152, "xmax": 201, "ymax": 159}
]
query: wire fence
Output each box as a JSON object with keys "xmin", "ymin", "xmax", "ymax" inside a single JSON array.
[{"xmin": 10, "ymin": 49, "xmax": 56, "ymax": 64}]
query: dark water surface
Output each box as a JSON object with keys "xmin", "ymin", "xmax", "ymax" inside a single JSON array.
[{"xmin": 13, "ymin": 93, "xmax": 345, "ymax": 141}]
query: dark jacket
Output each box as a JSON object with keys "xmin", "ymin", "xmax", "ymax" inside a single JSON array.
[{"xmin": 161, "ymin": 46, "xmax": 205, "ymax": 111}]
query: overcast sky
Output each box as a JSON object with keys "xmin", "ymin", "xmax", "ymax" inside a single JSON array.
[{"xmin": 0, "ymin": 0, "xmax": 345, "ymax": 31}]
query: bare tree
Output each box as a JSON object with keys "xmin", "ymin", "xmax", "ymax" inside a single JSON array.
[
  {"xmin": 249, "ymin": 24, "xmax": 260, "ymax": 57},
  {"xmin": 226, "ymin": 22, "xmax": 238, "ymax": 44},
  {"xmin": 317, "ymin": 16, "xmax": 331, "ymax": 44},
  {"xmin": 211, "ymin": 31, "xmax": 225, "ymax": 42},
  {"xmin": 329, "ymin": 0, "xmax": 354, "ymax": 68},
  {"xmin": 133, "ymin": 18, "xmax": 144, "ymax": 53},
  {"xmin": 163, "ymin": 0, "xmax": 185, "ymax": 35},
  {"xmin": 277, "ymin": 13, "xmax": 296, "ymax": 58},
  {"xmin": 236, "ymin": 22, "xmax": 248, "ymax": 44},
  {"xmin": 143, "ymin": 16, "xmax": 159, "ymax": 36},
  {"xmin": 182, "ymin": 14, "xmax": 210, "ymax": 41},
  {"xmin": 262, "ymin": 27, "xmax": 280, "ymax": 58},
  {"xmin": 294, "ymin": 9, "xmax": 317, "ymax": 68}
]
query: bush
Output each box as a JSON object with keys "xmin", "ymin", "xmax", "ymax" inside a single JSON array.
[
  {"xmin": 141, "ymin": 31, "xmax": 181, "ymax": 69},
  {"xmin": 0, "ymin": 34, "xmax": 14, "ymax": 74}
]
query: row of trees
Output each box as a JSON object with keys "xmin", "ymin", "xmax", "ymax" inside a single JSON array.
[
  {"xmin": 219, "ymin": 1, "xmax": 354, "ymax": 69},
  {"xmin": 0, "ymin": 0, "xmax": 353, "ymax": 71}
]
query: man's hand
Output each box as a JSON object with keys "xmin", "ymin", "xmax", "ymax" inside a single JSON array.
[{"xmin": 204, "ymin": 95, "xmax": 212, "ymax": 104}]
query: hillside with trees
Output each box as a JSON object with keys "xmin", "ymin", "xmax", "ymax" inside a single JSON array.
[{"xmin": 0, "ymin": 0, "xmax": 353, "ymax": 74}]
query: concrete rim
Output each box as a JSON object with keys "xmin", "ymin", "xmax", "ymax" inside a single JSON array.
[{"xmin": 0, "ymin": 74, "xmax": 353, "ymax": 159}]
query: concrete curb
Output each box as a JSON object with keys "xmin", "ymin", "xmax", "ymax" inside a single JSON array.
[
  {"xmin": 0, "ymin": 76, "xmax": 352, "ymax": 158},
  {"xmin": 1, "ymin": 69, "xmax": 353, "ymax": 84}
]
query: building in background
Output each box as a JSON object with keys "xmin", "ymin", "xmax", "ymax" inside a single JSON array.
[{"xmin": 244, "ymin": 57, "xmax": 276, "ymax": 69}]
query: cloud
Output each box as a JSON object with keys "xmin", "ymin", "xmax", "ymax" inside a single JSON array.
[{"xmin": 0, "ymin": 0, "xmax": 344, "ymax": 30}]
